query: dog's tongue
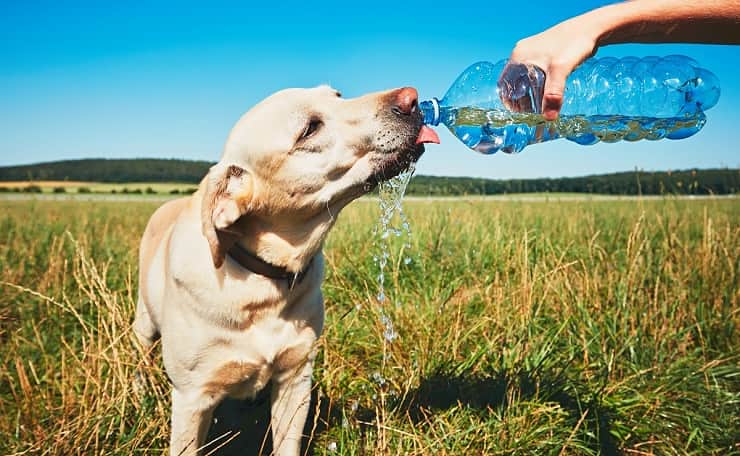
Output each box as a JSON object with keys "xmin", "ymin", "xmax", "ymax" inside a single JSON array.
[{"xmin": 415, "ymin": 125, "xmax": 440, "ymax": 145}]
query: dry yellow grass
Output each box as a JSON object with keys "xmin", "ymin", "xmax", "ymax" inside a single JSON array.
[{"xmin": 0, "ymin": 198, "xmax": 738, "ymax": 455}]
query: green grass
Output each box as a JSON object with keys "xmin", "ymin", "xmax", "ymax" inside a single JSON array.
[{"xmin": 0, "ymin": 198, "xmax": 738, "ymax": 455}]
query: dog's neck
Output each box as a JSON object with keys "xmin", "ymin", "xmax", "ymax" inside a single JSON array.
[{"xmin": 235, "ymin": 212, "xmax": 336, "ymax": 274}]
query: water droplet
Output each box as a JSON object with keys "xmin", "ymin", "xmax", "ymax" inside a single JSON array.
[
  {"xmin": 371, "ymin": 371, "xmax": 386, "ymax": 386},
  {"xmin": 380, "ymin": 312, "xmax": 398, "ymax": 342}
]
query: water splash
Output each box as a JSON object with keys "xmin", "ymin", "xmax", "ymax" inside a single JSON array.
[
  {"xmin": 379, "ymin": 311, "xmax": 398, "ymax": 343},
  {"xmin": 372, "ymin": 162, "xmax": 416, "ymax": 346},
  {"xmin": 373, "ymin": 162, "xmax": 416, "ymax": 309}
]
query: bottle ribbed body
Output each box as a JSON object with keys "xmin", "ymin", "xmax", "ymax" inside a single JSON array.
[{"xmin": 420, "ymin": 55, "xmax": 720, "ymax": 154}]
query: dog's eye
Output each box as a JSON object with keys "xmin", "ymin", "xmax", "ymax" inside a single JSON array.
[{"xmin": 301, "ymin": 117, "xmax": 323, "ymax": 139}]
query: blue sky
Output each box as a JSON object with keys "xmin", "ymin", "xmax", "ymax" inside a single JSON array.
[{"xmin": 1, "ymin": 0, "xmax": 738, "ymax": 179}]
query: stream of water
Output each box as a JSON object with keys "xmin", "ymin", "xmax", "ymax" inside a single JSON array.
[{"xmin": 372, "ymin": 162, "xmax": 416, "ymax": 344}]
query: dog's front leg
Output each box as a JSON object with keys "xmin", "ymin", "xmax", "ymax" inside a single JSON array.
[
  {"xmin": 271, "ymin": 360, "xmax": 313, "ymax": 456},
  {"xmin": 170, "ymin": 388, "xmax": 216, "ymax": 456}
]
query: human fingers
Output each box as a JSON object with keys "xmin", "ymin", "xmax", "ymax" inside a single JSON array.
[{"xmin": 542, "ymin": 61, "xmax": 571, "ymax": 120}]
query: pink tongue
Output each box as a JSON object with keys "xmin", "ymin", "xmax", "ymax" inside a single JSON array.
[{"xmin": 416, "ymin": 125, "xmax": 440, "ymax": 144}]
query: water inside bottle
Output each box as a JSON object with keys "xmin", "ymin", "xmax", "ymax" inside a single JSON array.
[{"xmin": 449, "ymin": 107, "xmax": 707, "ymax": 154}]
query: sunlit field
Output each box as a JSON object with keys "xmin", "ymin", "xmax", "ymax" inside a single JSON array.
[
  {"xmin": 0, "ymin": 181, "xmax": 197, "ymax": 194},
  {"xmin": 1, "ymin": 197, "xmax": 737, "ymax": 455}
]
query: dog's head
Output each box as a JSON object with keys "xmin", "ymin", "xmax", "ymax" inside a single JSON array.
[{"xmin": 201, "ymin": 85, "xmax": 439, "ymax": 267}]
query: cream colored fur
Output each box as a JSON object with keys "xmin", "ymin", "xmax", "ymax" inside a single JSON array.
[{"xmin": 134, "ymin": 85, "xmax": 425, "ymax": 455}]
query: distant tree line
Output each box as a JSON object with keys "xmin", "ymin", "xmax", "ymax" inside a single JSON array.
[
  {"xmin": 407, "ymin": 168, "xmax": 739, "ymax": 196},
  {"xmin": 0, "ymin": 158, "xmax": 213, "ymax": 183},
  {"xmin": 0, "ymin": 159, "xmax": 737, "ymax": 196}
]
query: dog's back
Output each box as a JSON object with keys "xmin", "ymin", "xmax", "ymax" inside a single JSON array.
[{"xmin": 134, "ymin": 196, "xmax": 191, "ymax": 346}]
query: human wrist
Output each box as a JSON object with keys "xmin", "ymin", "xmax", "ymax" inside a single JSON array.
[
  {"xmin": 585, "ymin": 2, "xmax": 633, "ymax": 48},
  {"xmin": 559, "ymin": 3, "xmax": 619, "ymax": 53}
]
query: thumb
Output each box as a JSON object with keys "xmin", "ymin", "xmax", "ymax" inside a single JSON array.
[{"xmin": 542, "ymin": 64, "xmax": 569, "ymax": 121}]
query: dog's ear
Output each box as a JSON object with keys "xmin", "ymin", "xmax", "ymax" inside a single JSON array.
[{"xmin": 201, "ymin": 163, "xmax": 253, "ymax": 268}]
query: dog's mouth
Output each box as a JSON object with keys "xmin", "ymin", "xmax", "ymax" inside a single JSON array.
[
  {"xmin": 331, "ymin": 92, "xmax": 441, "ymax": 206},
  {"xmin": 362, "ymin": 88, "xmax": 440, "ymax": 188},
  {"xmin": 365, "ymin": 123, "xmax": 439, "ymax": 188}
]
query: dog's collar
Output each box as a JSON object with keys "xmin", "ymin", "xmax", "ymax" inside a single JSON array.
[{"xmin": 227, "ymin": 242, "xmax": 312, "ymax": 289}]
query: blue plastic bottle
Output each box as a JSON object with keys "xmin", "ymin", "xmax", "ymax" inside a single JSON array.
[{"xmin": 419, "ymin": 56, "xmax": 720, "ymax": 154}]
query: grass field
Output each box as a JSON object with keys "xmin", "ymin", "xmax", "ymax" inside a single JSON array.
[
  {"xmin": 1, "ymin": 197, "xmax": 738, "ymax": 455},
  {"xmin": 0, "ymin": 181, "xmax": 198, "ymax": 194}
]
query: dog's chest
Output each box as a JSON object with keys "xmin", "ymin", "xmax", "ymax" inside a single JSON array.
[{"xmin": 201, "ymin": 314, "xmax": 316, "ymax": 400}]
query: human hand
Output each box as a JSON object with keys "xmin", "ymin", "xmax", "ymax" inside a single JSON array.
[
  {"xmin": 501, "ymin": 0, "xmax": 739, "ymax": 120},
  {"xmin": 505, "ymin": 20, "xmax": 599, "ymax": 120}
]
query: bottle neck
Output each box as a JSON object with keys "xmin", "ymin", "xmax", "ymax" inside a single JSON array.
[{"xmin": 419, "ymin": 98, "xmax": 441, "ymax": 126}]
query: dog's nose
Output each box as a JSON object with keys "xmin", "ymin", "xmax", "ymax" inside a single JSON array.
[{"xmin": 392, "ymin": 87, "xmax": 419, "ymax": 116}]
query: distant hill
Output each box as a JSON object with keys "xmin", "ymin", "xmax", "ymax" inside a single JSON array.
[
  {"xmin": 0, "ymin": 158, "xmax": 213, "ymax": 184},
  {"xmin": 407, "ymin": 169, "xmax": 739, "ymax": 196},
  {"xmin": 0, "ymin": 158, "xmax": 737, "ymax": 196}
]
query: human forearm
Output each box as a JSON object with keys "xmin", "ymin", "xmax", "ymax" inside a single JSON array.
[{"xmin": 587, "ymin": 0, "xmax": 740, "ymax": 46}]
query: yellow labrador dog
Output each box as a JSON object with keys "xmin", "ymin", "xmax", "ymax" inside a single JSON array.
[{"xmin": 134, "ymin": 85, "xmax": 439, "ymax": 455}]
